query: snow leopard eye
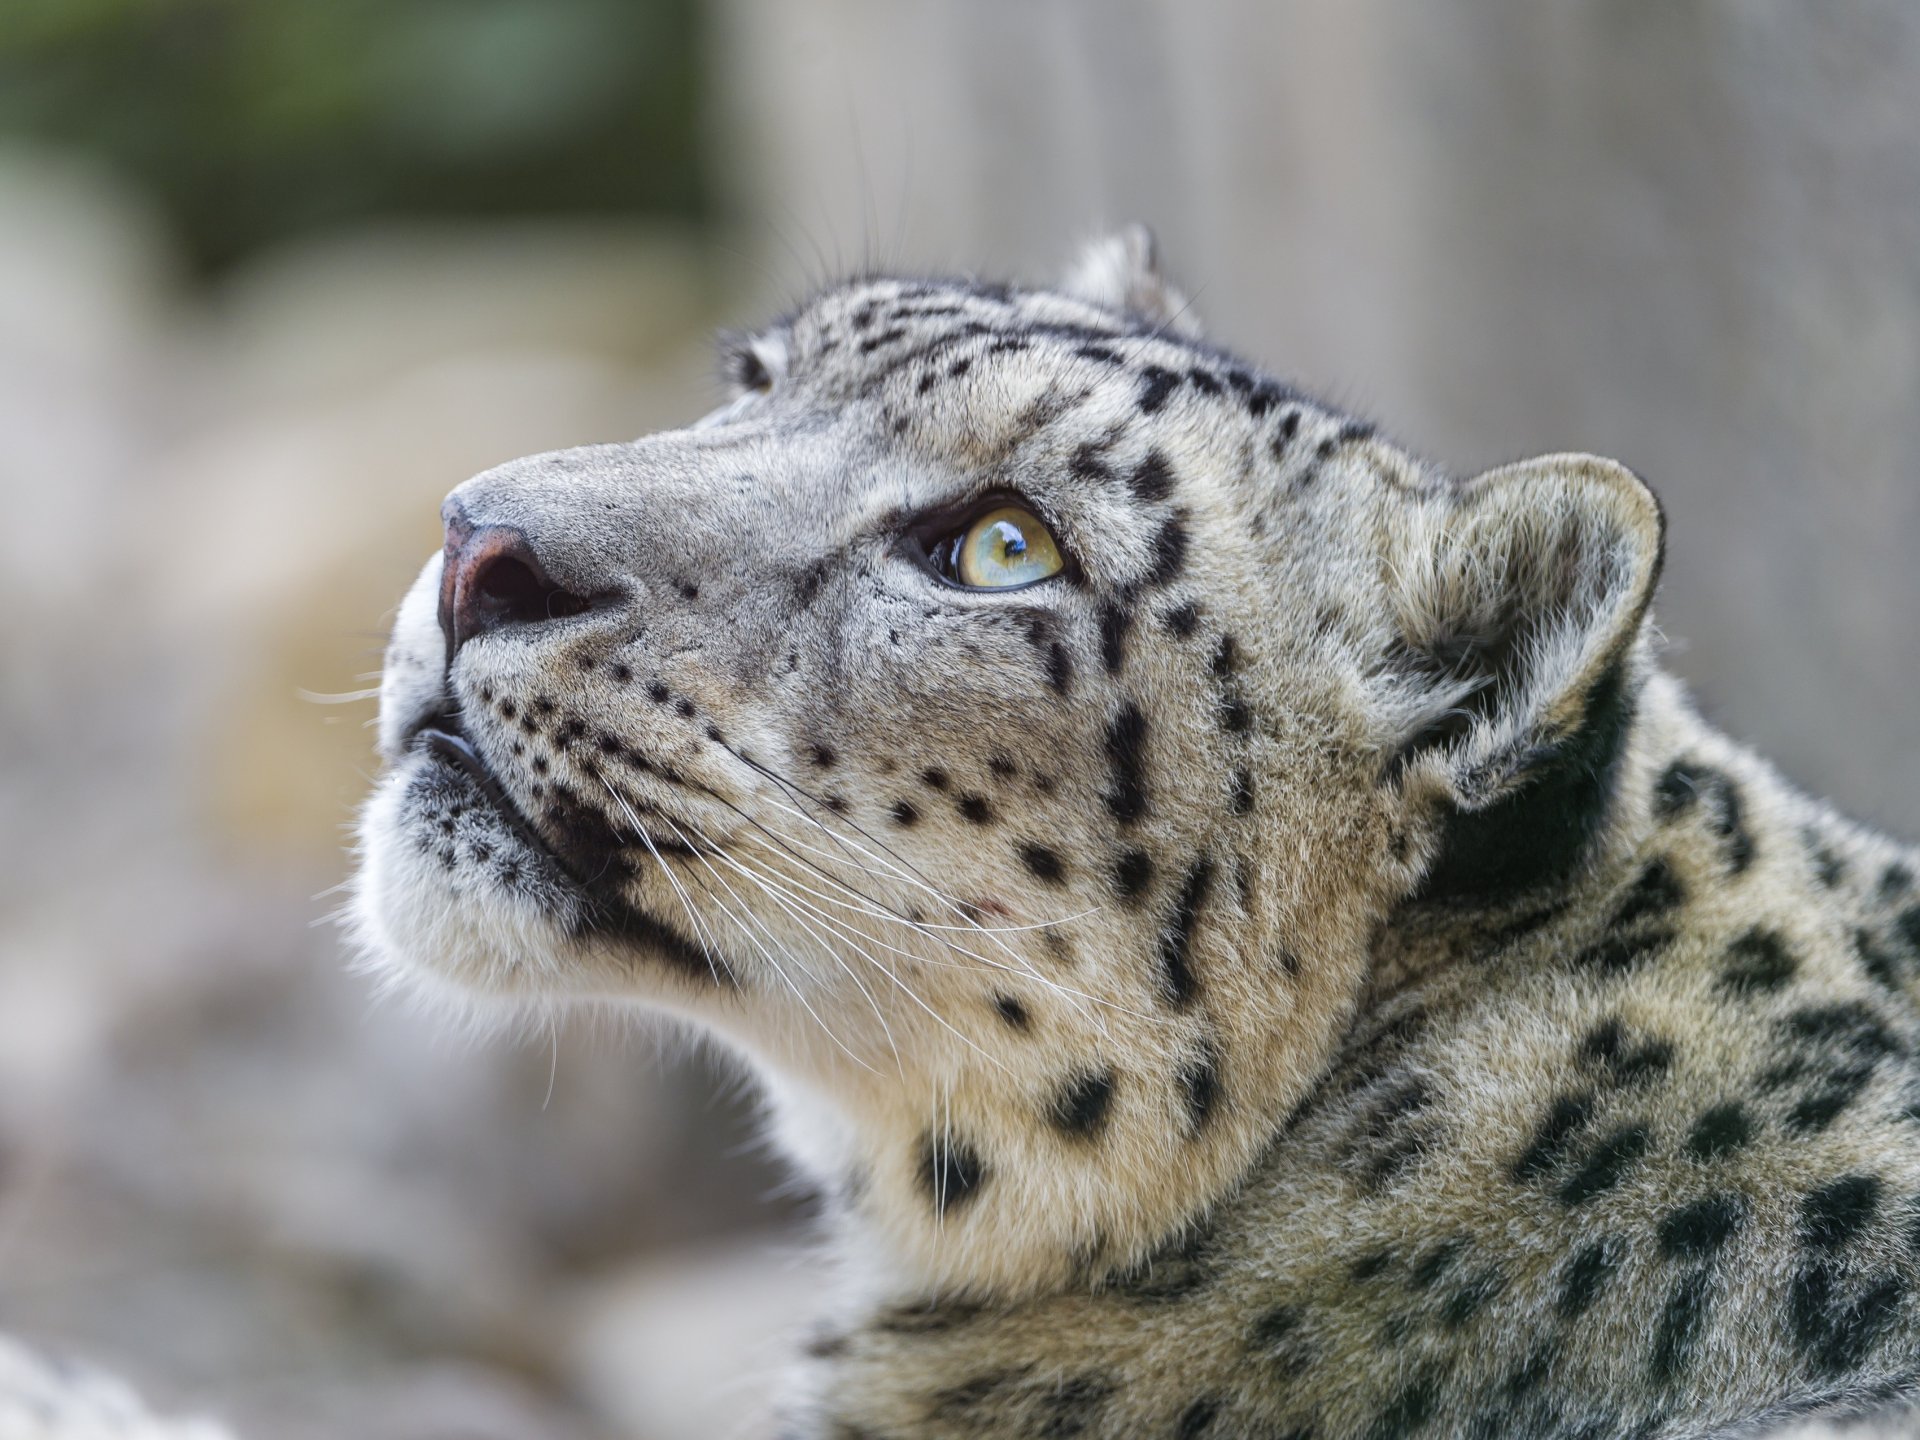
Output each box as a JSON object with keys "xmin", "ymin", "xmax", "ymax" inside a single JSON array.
[{"xmin": 929, "ymin": 504, "xmax": 1066, "ymax": 590}]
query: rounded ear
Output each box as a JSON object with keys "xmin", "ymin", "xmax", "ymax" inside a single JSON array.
[
  {"xmin": 1381, "ymin": 454, "xmax": 1666, "ymax": 901},
  {"xmin": 1059, "ymin": 224, "xmax": 1200, "ymax": 336}
]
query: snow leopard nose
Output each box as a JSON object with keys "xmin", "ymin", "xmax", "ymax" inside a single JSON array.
[{"xmin": 438, "ymin": 498, "xmax": 592, "ymax": 652}]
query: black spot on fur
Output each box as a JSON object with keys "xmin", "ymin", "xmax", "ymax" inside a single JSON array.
[
  {"xmin": 1365, "ymin": 1373, "xmax": 1441, "ymax": 1440},
  {"xmin": 1659, "ymin": 1194, "xmax": 1745, "ymax": 1258},
  {"xmin": 1613, "ymin": 857, "xmax": 1686, "ymax": 928},
  {"xmin": 1210, "ymin": 635, "xmax": 1239, "ymax": 676},
  {"xmin": 1441, "ymin": 1268, "xmax": 1506, "ymax": 1327},
  {"xmin": 921, "ymin": 767, "xmax": 949, "ymax": 790},
  {"xmin": 1351, "ymin": 1249, "xmax": 1394, "ymax": 1281},
  {"xmin": 1129, "ymin": 450, "xmax": 1177, "ymax": 501},
  {"xmin": 918, "ymin": 1132, "xmax": 986, "ymax": 1216},
  {"xmin": 1137, "ymin": 365, "xmax": 1179, "ymax": 414},
  {"xmin": 1099, "ymin": 603, "xmax": 1132, "ymax": 673},
  {"xmin": 1114, "ymin": 848, "xmax": 1154, "ymax": 903},
  {"xmin": 1411, "ymin": 661, "xmax": 1638, "ymax": 908},
  {"xmin": 890, "ymin": 800, "xmax": 919, "ymax": 826},
  {"xmin": 1162, "ymin": 601, "xmax": 1200, "ymax": 637},
  {"xmin": 1068, "ymin": 439, "xmax": 1113, "ymax": 483},
  {"xmin": 1103, "ymin": 703, "xmax": 1150, "ymax": 823},
  {"xmin": 1721, "ymin": 928, "xmax": 1798, "ymax": 995},
  {"xmin": 1558, "ymin": 1125, "xmax": 1651, "ymax": 1206},
  {"xmin": 1653, "ymin": 760, "xmax": 1755, "ymax": 872},
  {"xmin": 1158, "ymin": 856, "xmax": 1215, "ymax": 1007},
  {"xmin": 1790, "ymin": 1263, "xmax": 1905, "ymax": 1375},
  {"xmin": 1046, "ymin": 641, "xmax": 1074, "ymax": 695},
  {"xmin": 1881, "ymin": 862, "xmax": 1914, "ymax": 900},
  {"xmin": 992, "ymin": 994, "xmax": 1031, "ymax": 1031},
  {"xmin": 1180, "ymin": 1044, "xmax": 1222, "ymax": 1132},
  {"xmin": 1855, "ymin": 929, "xmax": 1904, "ymax": 990},
  {"xmin": 808, "ymin": 743, "xmax": 836, "ymax": 768},
  {"xmin": 1649, "ymin": 1268, "xmax": 1712, "ymax": 1387},
  {"xmin": 1228, "ymin": 766, "xmax": 1255, "ymax": 816},
  {"xmin": 1142, "ymin": 512, "xmax": 1190, "ymax": 588},
  {"xmin": 1686, "ymin": 1103, "xmax": 1756, "ymax": 1161},
  {"xmin": 1558, "ymin": 1237, "xmax": 1623, "ymax": 1320},
  {"xmin": 1410, "ymin": 1237, "xmax": 1466, "ymax": 1290},
  {"xmin": 1572, "ymin": 928, "xmax": 1675, "ymax": 976},
  {"xmin": 1018, "ymin": 843, "xmax": 1066, "ymax": 884},
  {"xmin": 1581, "ymin": 1020, "xmax": 1676, "ymax": 1089},
  {"xmin": 1052, "ymin": 1069, "xmax": 1117, "ymax": 1138},
  {"xmin": 1175, "ymin": 1397, "xmax": 1222, "ymax": 1440},
  {"xmin": 1801, "ymin": 1176, "xmax": 1882, "ymax": 1251},
  {"xmin": 1809, "ymin": 834, "xmax": 1847, "ymax": 888},
  {"xmin": 957, "ymin": 794, "xmax": 994, "ymax": 825}
]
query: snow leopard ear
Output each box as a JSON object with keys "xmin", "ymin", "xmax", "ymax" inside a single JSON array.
[
  {"xmin": 1381, "ymin": 454, "xmax": 1666, "ymax": 901},
  {"xmin": 1059, "ymin": 224, "xmax": 1200, "ymax": 335}
]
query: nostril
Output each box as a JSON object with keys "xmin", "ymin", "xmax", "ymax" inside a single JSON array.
[
  {"xmin": 473, "ymin": 553, "xmax": 589, "ymax": 625},
  {"xmin": 441, "ymin": 522, "xmax": 594, "ymax": 651}
]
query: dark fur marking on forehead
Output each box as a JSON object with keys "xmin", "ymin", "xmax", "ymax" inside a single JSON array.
[
  {"xmin": 1161, "ymin": 601, "xmax": 1201, "ymax": 637},
  {"xmin": 1138, "ymin": 365, "xmax": 1180, "ymax": 414},
  {"xmin": 1051, "ymin": 1068, "xmax": 1117, "ymax": 1138},
  {"xmin": 1140, "ymin": 512, "xmax": 1191, "ymax": 588},
  {"xmin": 1129, "ymin": 450, "xmax": 1177, "ymax": 501},
  {"xmin": 1046, "ymin": 641, "xmax": 1075, "ymax": 695},
  {"xmin": 1158, "ymin": 856, "xmax": 1216, "ymax": 1008},
  {"xmin": 993, "ymin": 993, "xmax": 1031, "ymax": 1030},
  {"xmin": 1103, "ymin": 703, "xmax": 1150, "ymax": 823},
  {"xmin": 918, "ymin": 1132, "xmax": 987, "ymax": 1217},
  {"xmin": 889, "ymin": 800, "xmax": 919, "ymax": 826},
  {"xmin": 1099, "ymin": 603, "xmax": 1132, "ymax": 674},
  {"xmin": 1069, "ymin": 439, "xmax": 1114, "ymax": 483}
]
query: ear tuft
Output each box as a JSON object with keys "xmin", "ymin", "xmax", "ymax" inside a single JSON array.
[
  {"xmin": 1060, "ymin": 224, "xmax": 1200, "ymax": 335},
  {"xmin": 1383, "ymin": 455, "xmax": 1665, "ymax": 902}
]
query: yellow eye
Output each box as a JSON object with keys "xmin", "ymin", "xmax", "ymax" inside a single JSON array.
[{"xmin": 954, "ymin": 505, "xmax": 1065, "ymax": 588}]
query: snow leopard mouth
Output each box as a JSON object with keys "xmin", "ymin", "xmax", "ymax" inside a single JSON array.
[
  {"xmin": 407, "ymin": 709, "xmax": 562, "ymax": 866},
  {"xmin": 406, "ymin": 705, "xmax": 708, "ymax": 885}
]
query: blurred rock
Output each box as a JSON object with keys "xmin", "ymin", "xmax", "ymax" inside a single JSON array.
[{"xmin": 565, "ymin": 1242, "xmax": 827, "ymax": 1440}]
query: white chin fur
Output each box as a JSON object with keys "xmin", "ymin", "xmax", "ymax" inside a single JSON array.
[{"xmin": 349, "ymin": 759, "xmax": 580, "ymax": 1015}]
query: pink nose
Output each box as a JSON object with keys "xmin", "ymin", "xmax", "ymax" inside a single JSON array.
[{"xmin": 437, "ymin": 499, "xmax": 590, "ymax": 652}]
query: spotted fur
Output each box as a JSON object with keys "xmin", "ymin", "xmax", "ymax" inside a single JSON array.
[{"xmin": 353, "ymin": 228, "xmax": 1920, "ymax": 1437}]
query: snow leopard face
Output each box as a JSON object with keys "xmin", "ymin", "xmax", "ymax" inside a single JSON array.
[{"xmin": 353, "ymin": 232, "xmax": 1662, "ymax": 1294}]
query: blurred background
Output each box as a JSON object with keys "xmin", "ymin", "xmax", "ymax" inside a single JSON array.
[{"xmin": 1, "ymin": 3, "xmax": 1916, "ymax": 1437}]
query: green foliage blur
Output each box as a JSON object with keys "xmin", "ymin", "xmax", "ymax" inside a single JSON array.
[{"xmin": 0, "ymin": 0, "xmax": 707, "ymax": 275}]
